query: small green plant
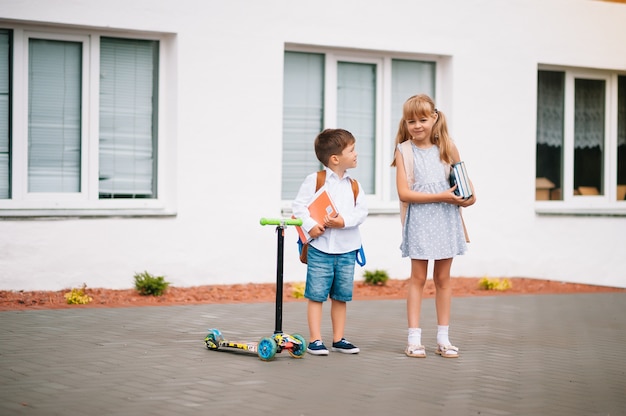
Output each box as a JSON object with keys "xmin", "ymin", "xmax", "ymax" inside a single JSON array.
[
  {"xmin": 363, "ymin": 269, "xmax": 389, "ymax": 286},
  {"xmin": 291, "ymin": 282, "xmax": 305, "ymax": 299},
  {"xmin": 478, "ymin": 276, "xmax": 512, "ymax": 291},
  {"xmin": 64, "ymin": 283, "xmax": 93, "ymax": 305},
  {"xmin": 133, "ymin": 271, "xmax": 170, "ymax": 296}
]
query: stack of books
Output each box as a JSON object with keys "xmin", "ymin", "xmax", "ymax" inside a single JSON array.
[{"xmin": 449, "ymin": 161, "xmax": 473, "ymax": 199}]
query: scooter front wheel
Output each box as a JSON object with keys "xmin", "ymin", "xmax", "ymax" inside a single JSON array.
[{"xmin": 257, "ymin": 337, "xmax": 277, "ymax": 361}]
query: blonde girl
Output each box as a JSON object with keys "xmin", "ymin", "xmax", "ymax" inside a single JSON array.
[{"xmin": 392, "ymin": 94, "xmax": 476, "ymax": 358}]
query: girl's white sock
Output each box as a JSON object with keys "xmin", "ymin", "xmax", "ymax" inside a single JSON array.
[
  {"xmin": 408, "ymin": 328, "xmax": 422, "ymax": 346},
  {"xmin": 437, "ymin": 325, "xmax": 451, "ymax": 346}
]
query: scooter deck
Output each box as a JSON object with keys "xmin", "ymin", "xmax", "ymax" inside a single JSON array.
[{"xmin": 218, "ymin": 340, "xmax": 258, "ymax": 353}]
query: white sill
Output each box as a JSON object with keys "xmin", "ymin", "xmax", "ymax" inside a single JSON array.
[
  {"xmin": 535, "ymin": 204, "xmax": 626, "ymax": 217},
  {"xmin": 0, "ymin": 208, "xmax": 177, "ymax": 219}
]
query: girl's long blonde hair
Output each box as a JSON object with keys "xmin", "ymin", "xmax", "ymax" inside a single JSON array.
[{"xmin": 391, "ymin": 94, "xmax": 454, "ymax": 166}]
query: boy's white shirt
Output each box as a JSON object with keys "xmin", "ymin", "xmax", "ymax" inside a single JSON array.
[{"xmin": 292, "ymin": 167, "xmax": 368, "ymax": 254}]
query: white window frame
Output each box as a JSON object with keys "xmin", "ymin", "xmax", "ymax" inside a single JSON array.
[
  {"xmin": 0, "ymin": 23, "xmax": 176, "ymax": 217},
  {"xmin": 536, "ymin": 65, "xmax": 626, "ymax": 216},
  {"xmin": 281, "ymin": 44, "xmax": 447, "ymax": 214}
]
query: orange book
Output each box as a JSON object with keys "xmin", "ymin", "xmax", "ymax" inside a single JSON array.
[
  {"xmin": 308, "ymin": 187, "xmax": 339, "ymax": 223},
  {"xmin": 293, "ymin": 187, "xmax": 338, "ymax": 243}
]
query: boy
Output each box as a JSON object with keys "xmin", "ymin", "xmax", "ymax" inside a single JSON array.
[{"xmin": 292, "ymin": 128, "xmax": 368, "ymax": 356}]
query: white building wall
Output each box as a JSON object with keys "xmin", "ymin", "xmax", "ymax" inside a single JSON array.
[{"xmin": 1, "ymin": 0, "xmax": 625, "ymax": 291}]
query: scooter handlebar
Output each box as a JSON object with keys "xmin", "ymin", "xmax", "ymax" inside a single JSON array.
[{"xmin": 259, "ymin": 217, "xmax": 303, "ymax": 226}]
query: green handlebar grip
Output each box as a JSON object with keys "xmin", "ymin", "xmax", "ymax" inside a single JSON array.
[{"xmin": 259, "ymin": 217, "xmax": 303, "ymax": 226}]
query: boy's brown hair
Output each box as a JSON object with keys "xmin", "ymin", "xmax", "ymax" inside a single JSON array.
[{"xmin": 314, "ymin": 128, "xmax": 355, "ymax": 167}]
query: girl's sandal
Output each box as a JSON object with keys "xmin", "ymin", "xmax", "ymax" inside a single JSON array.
[
  {"xmin": 435, "ymin": 344, "xmax": 459, "ymax": 358},
  {"xmin": 405, "ymin": 344, "xmax": 426, "ymax": 358}
]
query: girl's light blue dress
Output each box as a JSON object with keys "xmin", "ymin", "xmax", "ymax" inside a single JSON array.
[{"xmin": 399, "ymin": 143, "xmax": 467, "ymax": 260}]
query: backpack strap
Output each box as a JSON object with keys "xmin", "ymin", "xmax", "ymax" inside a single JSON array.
[
  {"xmin": 399, "ymin": 140, "xmax": 413, "ymax": 226},
  {"xmin": 349, "ymin": 178, "xmax": 358, "ymax": 205},
  {"xmin": 315, "ymin": 170, "xmax": 325, "ymax": 193},
  {"xmin": 315, "ymin": 170, "xmax": 358, "ymax": 205}
]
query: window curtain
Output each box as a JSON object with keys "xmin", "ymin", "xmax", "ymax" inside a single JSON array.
[
  {"xmin": 28, "ymin": 39, "xmax": 82, "ymax": 193},
  {"xmin": 618, "ymin": 76, "xmax": 626, "ymax": 190},
  {"xmin": 99, "ymin": 37, "xmax": 158, "ymax": 198},
  {"xmin": 536, "ymin": 71, "xmax": 565, "ymax": 148},
  {"xmin": 574, "ymin": 79, "xmax": 605, "ymax": 150},
  {"xmin": 574, "ymin": 79, "xmax": 605, "ymax": 193},
  {"xmin": 617, "ymin": 75, "xmax": 626, "ymax": 146},
  {"xmin": 337, "ymin": 61, "xmax": 376, "ymax": 194},
  {"xmin": 536, "ymin": 71, "xmax": 565, "ymax": 197},
  {"xmin": 281, "ymin": 51, "xmax": 324, "ymax": 199},
  {"xmin": 0, "ymin": 30, "xmax": 10, "ymax": 199}
]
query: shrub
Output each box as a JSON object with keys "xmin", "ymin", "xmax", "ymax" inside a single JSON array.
[
  {"xmin": 291, "ymin": 282, "xmax": 305, "ymax": 299},
  {"xmin": 64, "ymin": 284, "xmax": 93, "ymax": 305},
  {"xmin": 363, "ymin": 269, "xmax": 389, "ymax": 286},
  {"xmin": 478, "ymin": 277, "xmax": 512, "ymax": 291},
  {"xmin": 134, "ymin": 271, "xmax": 170, "ymax": 296}
]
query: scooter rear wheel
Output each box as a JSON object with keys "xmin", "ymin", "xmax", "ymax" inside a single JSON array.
[
  {"xmin": 288, "ymin": 334, "xmax": 306, "ymax": 358},
  {"xmin": 204, "ymin": 329, "xmax": 223, "ymax": 350}
]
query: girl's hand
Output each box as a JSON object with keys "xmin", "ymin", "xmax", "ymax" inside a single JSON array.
[
  {"xmin": 441, "ymin": 186, "xmax": 466, "ymax": 204},
  {"xmin": 460, "ymin": 181, "xmax": 477, "ymax": 207},
  {"xmin": 459, "ymin": 194, "xmax": 476, "ymax": 207}
]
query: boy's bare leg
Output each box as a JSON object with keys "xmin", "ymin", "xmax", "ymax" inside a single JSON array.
[
  {"xmin": 307, "ymin": 300, "xmax": 324, "ymax": 342},
  {"xmin": 407, "ymin": 259, "xmax": 428, "ymax": 328},
  {"xmin": 330, "ymin": 299, "xmax": 346, "ymax": 342}
]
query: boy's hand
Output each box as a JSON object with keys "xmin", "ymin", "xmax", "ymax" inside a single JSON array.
[
  {"xmin": 308, "ymin": 223, "xmax": 326, "ymax": 239},
  {"xmin": 324, "ymin": 214, "xmax": 344, "ymax": 229}
]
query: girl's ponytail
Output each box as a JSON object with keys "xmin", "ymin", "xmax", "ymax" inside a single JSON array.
[{"xmin": 432, "ymin": 109, "xmax": 454, "ymax": 165}]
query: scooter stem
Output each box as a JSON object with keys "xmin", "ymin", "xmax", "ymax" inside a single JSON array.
[{"xmin": 274, "ymin": 225, "xmax": 285, "ymax": 334}]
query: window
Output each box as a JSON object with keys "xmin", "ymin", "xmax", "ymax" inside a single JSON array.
[
  {"xmin": 282, "ymin": 47, "xmax": 438, "ymax": 211},
  {"xmin": 0, "ymin": 24, "xmax": 172, "ymax": 216},
  {"xmin": 536, "ymin": 67, "xmax": 626, "ymax": 214}
]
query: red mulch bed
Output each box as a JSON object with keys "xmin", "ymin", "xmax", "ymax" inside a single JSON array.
[{"xmin": 1, "ymin": 277, "xmax": 624, "ymax": 311}]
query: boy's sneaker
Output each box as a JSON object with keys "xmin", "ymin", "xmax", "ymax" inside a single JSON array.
[
  {"xmin": 307, "ymin": 340, "xmax": 329, "ymax": 356},
  {"xmin": 331, "ymin": 338, "xmax": 360, "ymax": 354}
]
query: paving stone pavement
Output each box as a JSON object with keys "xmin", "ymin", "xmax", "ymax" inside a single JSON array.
[{"xmin": 1, "ymin": 293, "xmax": 625, "ymax": 416}]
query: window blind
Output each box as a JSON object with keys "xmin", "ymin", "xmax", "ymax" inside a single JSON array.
[
  {"xmin": 0, "ymin": 30, "xmax": 10, "ymax": 199},
  {"xmin": 391, "ymin": 59, "xmax": 435, "ymax": 137},
  {"xmin": 28, "ymin": 38, "xmax": 82, "ymax": 193},
  {"xmin": 281, "ymin": 51, "xmax": 324, "ymax": 199},
  {"xmin": 99, "ymin": 37, "xmax": 158, "ymax": 198},
  {"xmin": 337, "ymin": 61, "xmax": 376, "ymax": 194},
  {"xmin": 390, "ymin": 59, "xmax": 436, "ymax": 199}
]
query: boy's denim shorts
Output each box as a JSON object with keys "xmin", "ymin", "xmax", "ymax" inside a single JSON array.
[{"xmin": 305, "ymin": 245, "xmax": 356, "ymax": 302}]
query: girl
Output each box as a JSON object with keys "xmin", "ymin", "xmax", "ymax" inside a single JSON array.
[{"xmin": 392, "ymin": 94, "xmax": 476, "ymax": 358}]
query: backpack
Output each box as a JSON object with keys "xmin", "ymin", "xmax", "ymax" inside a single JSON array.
[{"xmin": 297, "ymin": 170, "xmax": 366, "ymax": 266}]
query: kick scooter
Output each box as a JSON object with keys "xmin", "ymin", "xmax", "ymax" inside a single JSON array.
[{"xmin": 204, "ymin": 217, "xmax": 306, "ymax": 361}]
